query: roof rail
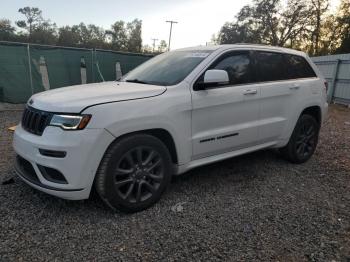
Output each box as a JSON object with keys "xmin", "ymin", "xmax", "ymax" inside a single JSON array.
[{"xmin": 225, "ymin": 43, "xmax": 276, "ymax": 47}]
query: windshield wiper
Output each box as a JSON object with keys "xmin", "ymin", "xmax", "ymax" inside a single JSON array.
[{"xmin": 125, "ymin": 79, "xmax": 150, "ymax": 85}]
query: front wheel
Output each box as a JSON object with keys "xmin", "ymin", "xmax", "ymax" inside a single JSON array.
[
  {"xmin": 280, "ymin": 114, "xmax": 320, "ymax": 164},
  {"xmin": 95, "ymin": 134, "xmax": 173, "ymax": 213}
]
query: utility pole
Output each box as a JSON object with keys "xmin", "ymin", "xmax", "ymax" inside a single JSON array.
[
  {"xmin": 151, "ymin": 38, "xmax": 158, "ymax": 53},
  {"xmin": 166, "ymin": 20, "xmax": 178, "ymax": 51}
]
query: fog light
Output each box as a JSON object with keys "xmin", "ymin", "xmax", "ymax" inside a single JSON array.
[{"xmin": 37, "ymin": 165, "xmax": 68, "ymax": 184}]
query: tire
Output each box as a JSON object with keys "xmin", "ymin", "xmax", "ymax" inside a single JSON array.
[
  {"xmin": 95, "ymin": 134, "xmax": 173, "ymax": 213},
  {"xmin": 280, "ymin": 114, "xmax": 320, "ymax": 164}
]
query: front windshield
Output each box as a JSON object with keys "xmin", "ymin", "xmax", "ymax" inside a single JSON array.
[{"xmin": 121, "ymin": 50, "xmax": 213, "ymax": 86}]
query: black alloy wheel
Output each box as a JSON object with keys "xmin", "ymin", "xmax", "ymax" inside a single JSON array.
[
  {"xmin": 95, "ymin": 134, "xmax": 172, "ymax": 212},
  {"xmin": 114, "ymin": 146, "xmax": 164, "ymax": 203},
  {"xmin": 280, "ymin": 114, "xmax": 320, "ymax": 164},
  {"xmin": 295, "ymin": 120, "xmax": 317, "ymax": 159}
]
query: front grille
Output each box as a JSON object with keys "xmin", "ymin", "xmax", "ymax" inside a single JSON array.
[{"xmin": 21, "ymin": 107, "xmax": 52, "ymax": 135}]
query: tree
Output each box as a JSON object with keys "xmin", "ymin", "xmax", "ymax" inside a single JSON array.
[
  {"xmin": 308, "ymin": 0, "xmax": 330, "ymax": 55},
  {"xmin": 29, "ymin": 20, "xmax": 58, "ymax": 45},
  {"xmin": 15, "ymin": 6, "xmax": 58, "ymax": 44},
  {"xmin": 157, "ymin": 40, "xmax": 167, "ymax": 52},
  {"xmin": 16, "ymin": 7, "xmax": 43, "ymax": 37},
  {"xmin": 315, "ymin": 14, "xmax": 339, "ymax": 54},
  {"xmin": 335, "ymin": 0, "xmax": 350, "ymax": 53},
  {"xmin": 279, "ymin": 0, "xmax": 311, "ymax": 48},
  {"xmin": 77, "ymin": 23, "xmax": 106, "ymax": 49},
  {"xmin": 126, "ymin": 19, "xmax": 142, "ymax": 52},
  {"xmin": 0, "ymin": 19, "xmax": 16, "ymax": 41},
  {"xmin": 57, "ymin": 25, "xmax": 82, "ymax": 47},
  {"xmin": 106, "ymin": 21, "xmax": 128, "ymax": 51},
  {"xmin": 106, "ymin": 19, "xmax": 143, "ymax": 52},
  {"xmin": 218, "ymin": 0, "xmax": 310, "ymax": 47}
]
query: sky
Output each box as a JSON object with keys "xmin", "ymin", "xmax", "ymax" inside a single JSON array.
[
  {"xmin": 1, "ymin": 0, "xmax": 253, "ymax": 49},
  {"xmin": 1, "ymin": 0, "xmax": 341, "ymax": 50}
]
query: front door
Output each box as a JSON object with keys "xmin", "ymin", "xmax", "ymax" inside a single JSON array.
[{"xmin": 190, "ymin": 51, "xmax": 261, "ymax": 160}]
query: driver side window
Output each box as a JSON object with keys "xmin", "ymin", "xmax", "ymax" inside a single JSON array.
[{"xmin": 210, "ymin": 52, "xmax": 253, "ymax": 86}]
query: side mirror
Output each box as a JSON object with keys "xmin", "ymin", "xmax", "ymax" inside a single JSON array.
[{"xmin": 194, "ymin": 69, "xmax": 229, "ymax": 90}]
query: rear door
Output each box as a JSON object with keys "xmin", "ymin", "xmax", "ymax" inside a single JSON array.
[
  {"xmin": 190, "ymin": 51, "xmax": 261, "ymax": 160},
  {"xmin": 254, "ymin": 51, "xmax": 317, "ymax": 142}
]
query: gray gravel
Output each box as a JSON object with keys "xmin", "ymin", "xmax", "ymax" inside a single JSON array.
[{"xmin": 1, "ymin": 105, "xmax": 349, "ymax": 261}]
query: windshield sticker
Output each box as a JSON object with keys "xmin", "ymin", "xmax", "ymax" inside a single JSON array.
[{"xmin": 185, "ymin": 52, "xmax": 210, "ymax": 58}]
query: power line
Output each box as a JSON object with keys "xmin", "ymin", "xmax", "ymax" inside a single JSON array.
[
  {"xmin": 166, "ymin": 20, "xmax": 178, "ymax": 51},
  {"xmin": 151, "ymin": 38, "xmax": 158, "ymax": 53}
]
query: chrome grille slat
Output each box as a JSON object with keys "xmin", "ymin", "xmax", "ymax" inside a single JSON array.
[{"xmin": 21, "ymin": 107, "xmax": 52, "ymax": 136}]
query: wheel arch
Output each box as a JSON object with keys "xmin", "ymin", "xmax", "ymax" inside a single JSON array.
[
  {"xmin": 279, "ymin": 104, "xmax": 322, "ymax": 148},
  {"xmin": 300, "ymin": 105, "xmax": 322, "ymax": 127},
  {"xmin": 105, "ymin": 128, "xmax": 179, "ymax": 164}
]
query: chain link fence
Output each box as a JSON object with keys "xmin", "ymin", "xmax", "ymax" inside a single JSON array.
[
  {"xmin": 0, "ymin": 41, "xmax": 153, "ymax": 103},
  {"xmin": 312, "ymin": 54, "xmax": 350, "ymax": 105},
  {"xmin": 1, "ymin": 41, "xmax": 349, "ymax": 105}
]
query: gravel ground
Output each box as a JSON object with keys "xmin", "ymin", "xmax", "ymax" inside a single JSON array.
[{"xmin": 0, "ymin": 105, "xmax": 349, "ymax": 261}]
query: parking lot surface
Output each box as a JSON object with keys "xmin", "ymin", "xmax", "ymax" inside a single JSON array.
[{"xmin": 0, "ymin": 105, "xmax": 349, "ymax": 261}]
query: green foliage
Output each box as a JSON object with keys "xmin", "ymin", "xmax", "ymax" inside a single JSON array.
[
  {"xmin": 105, "ymin": 19, "xmax": 143, "ymax": 52},
  {"xmin": 2, "ymin": 6, "xmax": 145, "ymax": 53},
  {"xmin": 29, "ymin": 21, "xmax": 58, "ymax": 45},
  {"xmin": 219, "ymin": 0, "xmax": 310, "ymax": 47},
  {"xmin": 126, "ymin": 19, "xmax": 142, "ymax": 52},
  {"xmin": 57, "ymin": 26, "xmax": 82, "ymax": 47},
  {"xmin": 16, "ymin": 7, "xmax": 43, "ymax": 35},
  {"xmin": 3, "ymin": 3, "xmax": 349, "ymax": 55},
  {"xmin": 335, "ymin": 0, "xmax": 350, "ymax": 53},
  {"xmin": 15, "ymin": 6, "xmax": 57, "ymax": 44},
  {"xmin": 106, "ymin": 21, "xmax": 128, "ymax": 50},
  {"xmin": 158, "ymin": 40, "xmax": 167, "ymax": 52},
  {"xmin": 217, "ymin": 0, "xmax": 349, "ymax": 55},
  {"xmin": 0, "ymin": 19, "xmax": 16, "ymax": 41},
  {"xmin": 77, "ymin": 23, "xmax": 106, "ymax": 49}
]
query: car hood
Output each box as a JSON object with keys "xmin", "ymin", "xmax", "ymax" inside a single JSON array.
[{"xmin": 29, "ymin": 81, "xmax": 166, "ymax": 113}]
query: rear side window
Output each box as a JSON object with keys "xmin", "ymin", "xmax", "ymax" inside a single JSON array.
[
  {"xmin": 210, "ymin": 52, "xmax": 253, "ymax": 85},
  {"xmin": 254, "ymin": 51, "xmax": 287, "ymax": 82},
  {"xmin": 284, "ymin": 54, "xmax": 316, "ymax": 79}
]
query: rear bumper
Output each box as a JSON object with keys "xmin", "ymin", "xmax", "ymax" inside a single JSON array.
[{"xmin": 13, "ymin": 125, "xmax": 115, "ymax": 200}]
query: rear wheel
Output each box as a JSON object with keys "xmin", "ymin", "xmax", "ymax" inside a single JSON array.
[
  {"xmin": 95, "ymin": 134, "xmax": 173, "ymax": 212},
  {"xmin": 280, "ymin": 114, "xmax": 319, "ymax": 164}
]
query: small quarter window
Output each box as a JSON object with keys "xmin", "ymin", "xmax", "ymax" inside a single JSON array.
[{"xmin": 284, "ymin": 54, "xmax": 316, "ymax": 79}]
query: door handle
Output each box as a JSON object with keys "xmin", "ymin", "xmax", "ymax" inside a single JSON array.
[
  {"xmin": 243, "ymin": 89, "xmax": 257, "ymax": 95},
  {"xmin": 289, "ymin": 85, "xmax": 300, "ymax": 90}
]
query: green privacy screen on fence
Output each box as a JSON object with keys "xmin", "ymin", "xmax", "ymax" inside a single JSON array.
[
  {"xmin": 30, "ymin": 46, "xmax": 94, "ymax": 89},
  {"xmin": 0, "ymin": 41, "xmax": 153, "ymax": 103},
  {"xmin": 0, "ymin": 43, "xmax": 43, "ymax": 103},
  {"xmin": 93, "ymin": 50, "xmax": 151, "ymax": 82}
]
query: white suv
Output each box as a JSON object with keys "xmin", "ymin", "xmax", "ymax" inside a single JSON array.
[{"xmin": 13, "ymin": 44, "xmax": 328, "ymax": 212}]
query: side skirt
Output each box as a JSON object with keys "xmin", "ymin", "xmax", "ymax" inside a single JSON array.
[{"xmin": 175, "ymin": 141, "xmax": 277, "ymax": 175}]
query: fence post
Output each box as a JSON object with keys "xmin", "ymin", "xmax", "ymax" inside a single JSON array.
[
  {"xmin": 27, "ymin": 44, "xmax": 34, "ymax": 95},
  {"xmin": 328, "ymin": 59, "xmax": 340, "ymax": 103},
  {"xmin": 91, "ymin": 49, "xmax": 95, "ymax": 83}
]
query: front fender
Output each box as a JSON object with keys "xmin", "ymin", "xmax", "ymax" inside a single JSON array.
[{"xmin": 83, "ymin": 89, "xmax": 192, "ymax": 165}]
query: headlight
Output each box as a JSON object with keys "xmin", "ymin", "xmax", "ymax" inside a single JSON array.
[{"xmin": 49, "ymin": 114, "xmax": 91, "ymax": 130}]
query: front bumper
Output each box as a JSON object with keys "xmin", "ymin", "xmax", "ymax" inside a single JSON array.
[{"xmin": 13, "ymin": 125, "xmax": 115, "ymax": 200}]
